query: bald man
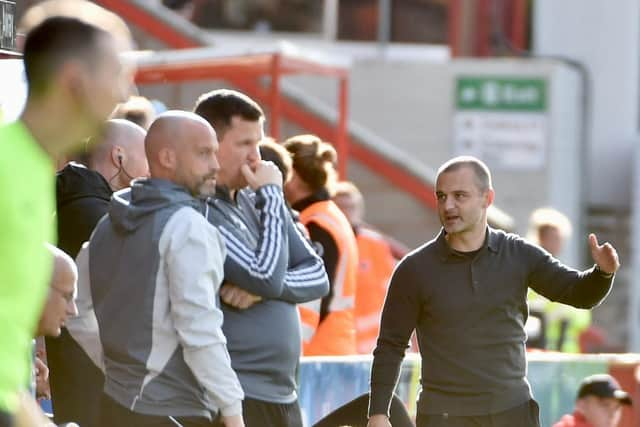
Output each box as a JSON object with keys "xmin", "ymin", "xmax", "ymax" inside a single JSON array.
[
  {"xmin": 34, "ymin": 245, "xmax": 77, "ymax": 411},
  {"xmin": 73, "ymin": 111, "xmax": 244, "ymax": 427},
  {"xmin": 37, "ymin": 245, "xmax": 78, "ymax": 338},
  {"xmin": 48, "ymin": 119, "xmax": 148, "ymax": 426},
  {"xmin": 57, "ymin": 119, "xmax": 148, "ymax": 258}
]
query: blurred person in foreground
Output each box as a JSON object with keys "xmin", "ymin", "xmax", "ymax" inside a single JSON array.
[
  {"xmin": 74, "ymin": 111, "xmax": 245, "ymax": 426},
  {"xmin": 194, "ymin": 90, "xmax": 328, "ymax": 427},
  {"xmin": 368, "ymin": 156, "xmax": 619, "ymax": 427},
  {"xmin": 0, "ymin": 2, "xmax": 133, "ymax": 424},
  {"xmin": 553, "ymin": 374, "xmax": 632, "ymax": 427},
  {"xmin": 284, "ymin": 135, "xmax": 359, "ymax": 356},
  {"xmin": 49, "ymin": 119, "xmax": 147, "ymax": 426}
]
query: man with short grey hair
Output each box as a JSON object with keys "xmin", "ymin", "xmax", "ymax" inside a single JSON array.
[{"xmin": 368, "ymin": 156, "xmax": 619, "ymax": 427}]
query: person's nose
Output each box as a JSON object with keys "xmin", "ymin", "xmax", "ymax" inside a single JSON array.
[
  {"xmin": 443, "ymin": 196, "xmax": 456, "ymax": 211},
  {"xmin": 210, "ymin": 153, "xmax": 220, "ymax": 173},
  {"xmin": 67, "ymin": 299, "xmax": 78, "ymax": 317},
  {"xmin": 248, "ymin": 144, "xmax": 260, "ymax": 163}
]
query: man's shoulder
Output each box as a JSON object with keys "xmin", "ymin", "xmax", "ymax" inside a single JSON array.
[
  {"xmin": 487, "ymin": 227, "xmax": 530, "ymax": 250},
  {"xmin": 169, "ymin": 205, "xmax": 209, "ymax": 225},
  {"xmin": 400, "ymin": 235, "xmax": 440, "ymax": 264},
  {"xmin": 56, "ymin": 162, "xmax": 112, "ymax": 205},
  {"xmin": 160, "ymin": 206, "xmax": 221, "ymax": 249},
  {"xmin": 0, "ymin": 121, "xmax": 50, "ymax": 178}
]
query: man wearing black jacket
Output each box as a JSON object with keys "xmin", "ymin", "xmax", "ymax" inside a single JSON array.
[
  {"xmin": 368, "ymin": 156, "xmax": 619, "ymax": 427},
  {"xmin": 47, "ymin": 119, "xmax": 147, "ymax": 426}
]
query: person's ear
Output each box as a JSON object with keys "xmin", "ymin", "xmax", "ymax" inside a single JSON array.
[
  {"xmin": 158, "ymin": 147, "xmax": 176, "ymax": 171},
  {"xmin": 111, "ymin": 147, "xmax": 125, "ymax": 167},
  {"xmin": 484, "ymin": 188, "xmax": 495, "ymax": 207},
  {"xmin": 59, "ymin": 61, "xmax": 87, "ymax": 102}
]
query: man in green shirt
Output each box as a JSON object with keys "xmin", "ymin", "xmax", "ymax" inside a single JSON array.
[{"xmin": 0, "ymin": 7, "xmax": 132, "ymax": 425}]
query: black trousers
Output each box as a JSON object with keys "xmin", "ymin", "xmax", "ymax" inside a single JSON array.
[
  {"xmin": 242, "ymin": 397, "xmax": 303, "ymax": 427},
  {"xmin": 98, "ymin": 393, "xmax": 223, "ymax": 427},
  {"xmin": 313, "ymin": 393, "xmax": 413, "ymax": 427},
  {"xmin": 46, "ymin": 328, "xmax": 105, "ymax": 427},
  {"xmin": 416, "ymin": 399, "xmax": 540, "ymax": 427}
]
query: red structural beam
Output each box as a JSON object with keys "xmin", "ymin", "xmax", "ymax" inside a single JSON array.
[
  {"xmin": 447, "ymin": 0, "xmax": 462, "ymax": 57},
  {"xmin": 135, "ymin": 55, "xmax": 280, "ymax": 84},
  {"xmin": 228, "ymin": 77, "xmax": 437, "ymax": 210},
  {"xmin": 511, "ymin": 0, "xmax": 528, "ymax": 51},
  {"xmin": 114, "ymin": 0, "xmax": 435, "ymax": 209},
  {"xmin": 269, "ymin": 54, "xmax": 282, "ymax": 140}
]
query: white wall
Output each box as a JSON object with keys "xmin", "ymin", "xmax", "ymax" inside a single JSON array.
[{"xmin": 533, "ymin": 0, "xmax": 640, "ymax": 208}]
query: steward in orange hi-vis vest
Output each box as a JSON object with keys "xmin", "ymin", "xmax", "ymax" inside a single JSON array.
[
  {"xmin": 353, "ymin": 227, "xmax": 397, "ymax": 354},
  {"xmin": 300, "ymin": 200, "xmax": 358, "ymax": 355}
]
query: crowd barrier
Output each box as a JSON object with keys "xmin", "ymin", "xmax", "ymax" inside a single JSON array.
[{"xmin": 299, "ymin": 353, "xmax": 640, "ymax": 427}]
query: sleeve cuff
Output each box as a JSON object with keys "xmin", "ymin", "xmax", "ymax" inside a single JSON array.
[
  {"xmin": 594, "ymin": 264, "xmax": 614, "ymax": 279},
  {"xmin": 219, "ymin": 400, "xmax": 243, "ymax": 417},
  {"xmin": 368, "ymin": 392, "xmax": 392, "ymax": 418}
]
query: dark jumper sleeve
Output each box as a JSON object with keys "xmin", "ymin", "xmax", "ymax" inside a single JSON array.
[
  {"xmin": 527, "ymin": 245, "xmax": 614, "ymax": 309},
  {"xmin": 369, "ymin": 257, "xmax": 421, "ymax": 417}
]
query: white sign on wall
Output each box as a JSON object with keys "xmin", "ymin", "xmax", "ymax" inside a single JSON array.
[{"xmin": 453, "ymin": 77, "xmax": 548, "ymax": 170}]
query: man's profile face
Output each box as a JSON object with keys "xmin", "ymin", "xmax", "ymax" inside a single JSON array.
[
  {"xmin": 174, "ymin": 123, "xmax": 220, "ymax": 197},
  {"xmin": 37, "ymin": 270, "xmax": 78, "ymax": 337}
]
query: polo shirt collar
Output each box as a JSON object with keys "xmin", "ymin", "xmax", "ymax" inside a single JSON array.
[{"xmin": 436, "ymin": 226, "xmax": 500, "ymax": 261}]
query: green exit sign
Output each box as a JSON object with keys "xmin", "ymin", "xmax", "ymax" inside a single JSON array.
[{"xmin": 456, "ymin": 77, "xmax": 547, "ymax": 112}]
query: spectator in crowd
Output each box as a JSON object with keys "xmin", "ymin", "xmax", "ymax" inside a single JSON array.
[
  {"xmin": 553, "ymin": 374, "xmax": 632, "ymax": 427},
  {"xmin": 368, "ymin": 156, "xmax": 618, "ymax": 427},
  {"xmin": 111, "ymin": 95, "xmax": 157, "ymax": 130},
  {"xmin": 259, "ymin": 138, "xmax": 315, "ymax": 242},
  {"xmin": 259, "ymin": 138, "xmax": 293, "ymax": 184},
  {"xmin": 332, "ymin": 181, "xmax": 398, "ymax": 355},
  {"xmin": 57, "ymin": 119, "xmax": 148, "ymax": 257},
  {"xmin": 194, "ymin": 89, "xmax": 328, "ymax": 427},
  {"xmin": 49, "ymin": 119, "xmax": 147, "ymax": 426},
  {"xmin": 284, "ymin": 134, "xmax": 359, "ymax": 356},
  {"xmin": 36, "ymin": 244, "xmax": 78, "ymax": 339},
  {"xmin": 0, "ymin": 5, "xmax": 133, "ymax": 425},
  {"xmin": 74, "ymin": 111, "xmax": 244, "ymax": 427},
  {"xmin": 33, "ymin": 244, "xmax": 78, "ymax": 405},
  {"xmin": 525, "ymin": 207, "xmax": 591, "ymax": 352}
]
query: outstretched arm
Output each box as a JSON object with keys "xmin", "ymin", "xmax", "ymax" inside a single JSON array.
[{"xmin": 529, "ymin": 233, "xmax": 617, "ymax": 309}]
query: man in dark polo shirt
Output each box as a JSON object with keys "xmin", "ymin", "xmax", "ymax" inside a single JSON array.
[{"xmin": 367, "ymin": 156, "xmax": 619, "ymax": 427}]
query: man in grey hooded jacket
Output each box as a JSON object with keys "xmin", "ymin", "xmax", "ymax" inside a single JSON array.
[{"xmin": 71, "ymin": 111, "xmax": 244, "ymax": 427}]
